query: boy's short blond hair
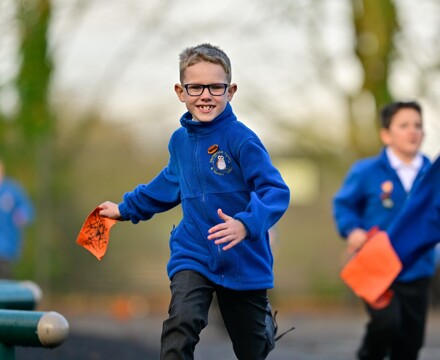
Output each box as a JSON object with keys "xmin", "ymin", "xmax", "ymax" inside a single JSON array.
[{"xmin": 179, "ymin": 43, "xmax": 232, "ymax": 83}]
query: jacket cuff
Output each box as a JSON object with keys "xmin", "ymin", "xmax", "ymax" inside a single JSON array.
[{"xmin": 118, "ymin": 202, "xmax": 129, "ymax": 221}]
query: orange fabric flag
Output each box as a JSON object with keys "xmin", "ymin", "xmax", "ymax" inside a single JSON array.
[
  {"xmin": 76, "ymin": 207, "xmax": 117, "ymax": 260},
  {"xmin": 340, "ymin": 229, "xmax": 402, "ymax": 308}
]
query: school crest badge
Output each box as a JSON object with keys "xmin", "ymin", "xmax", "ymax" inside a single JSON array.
[
  {"xmin": 380, "ymin": 180, "xmax": 394, "ymax": 208},
  {"xmin": 209, "ymin": 148, "xmax": 232, "ymax": 175}
]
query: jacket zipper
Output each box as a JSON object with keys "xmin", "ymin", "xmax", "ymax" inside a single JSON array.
[{"xmin": 194, "ymin": 134, "xmax": 225, "ymax": 283}]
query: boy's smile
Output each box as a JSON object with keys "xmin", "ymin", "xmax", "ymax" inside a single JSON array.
[{"xmin": 175, "ymin": 61, "xmax": 237, "ymax": 122}]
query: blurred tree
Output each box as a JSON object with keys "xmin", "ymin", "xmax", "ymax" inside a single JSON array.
[
  {"xmin": 248, "ymin": 0, "xmax": 440, "ymax": 160},
  {"xmin": 15, "ymin": 0, "xmax": 54, "ymax": 145},
  {"xmin": 351, "ymin": 0, "xmax": 396, "ymax": 112},
  {"xmin": 347, "ymin": 0, "xmax": 397, "ymax": 156}
]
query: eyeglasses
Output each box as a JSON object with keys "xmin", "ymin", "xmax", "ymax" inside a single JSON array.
[{"xmin": 183, "ymin": 83, "xmax": 229, "ymax": 96}]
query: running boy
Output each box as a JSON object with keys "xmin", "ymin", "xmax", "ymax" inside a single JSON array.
[
  {"xmin": 333, "ymin": 101, "xmax": 434, "ymax": 360},
  {"xmin": 99, "ymin": 43, "xmax": 291, "ymax": 360}
]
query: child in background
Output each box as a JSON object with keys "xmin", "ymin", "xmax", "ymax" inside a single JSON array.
[{"xmin": 333, "ymin": 101, "xmax": 434, "ymax": 360}]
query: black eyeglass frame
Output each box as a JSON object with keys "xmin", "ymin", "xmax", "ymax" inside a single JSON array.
[{"xmin": 183, "ymin": 83, "xmax": 229, "ymax": 96}]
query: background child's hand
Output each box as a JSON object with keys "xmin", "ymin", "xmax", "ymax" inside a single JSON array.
[
  {"xmin": 208, "ymin": 208, "xmax": 247, "ymax": 251},
  {"xmin": 98, "ymin": 201, "xmax": 121, "ymax": 220},
  {"xmin": 346, "ymin": 228, "xmax": 367, "ymax": 254}
]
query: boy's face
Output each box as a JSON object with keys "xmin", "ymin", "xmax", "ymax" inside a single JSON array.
[
  {"xmin": 380, "ymin": 108, "xmax": 424, "ymax": 162},
  {"xmin": 175, "ymin": 61, "xmax": 237, "ymax": 122}
]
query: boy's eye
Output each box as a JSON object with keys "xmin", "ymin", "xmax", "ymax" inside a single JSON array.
[
  {"xmin": 188, "ymin": 85, "xmax": 203, "ymax": 92},
  {"xmin": 210, "ymin": 84, "xmax": 224, "ymax": 91}
]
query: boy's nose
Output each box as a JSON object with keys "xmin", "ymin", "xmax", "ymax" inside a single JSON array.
[{"xmin": 200, "ymin": 87, "xmax": 212, "ymax": 97}]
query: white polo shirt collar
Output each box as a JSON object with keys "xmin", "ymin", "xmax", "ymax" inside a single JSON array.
[{"xmin": 386, "ymin": 147, "xmax": 423, "ymax": 192}]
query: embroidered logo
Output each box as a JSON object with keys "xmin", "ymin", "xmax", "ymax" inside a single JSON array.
[
  {"xmin": 210, "ymin": 150, "xmax": 232, "ymax": 175},
  {"xmin": 380, "ymin": 180, "xmax": 394, "ymax": 208}
]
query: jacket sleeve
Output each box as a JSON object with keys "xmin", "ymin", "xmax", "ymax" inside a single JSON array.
[
  {"xmin": 332, "ymin": 164, "xmax": 366, "ymax": 238},
  {"xmin": 233, "ymin": 139, "xmax": 290, "ymax": 241},
  {"xmin": 118, "ymin": 155, "xmax": 181, "ymax": 224}
]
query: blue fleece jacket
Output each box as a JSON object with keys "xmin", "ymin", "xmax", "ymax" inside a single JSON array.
[
  {"xmin": 333, "ymin": 148, "xmax": 434, "ymax": 281},
  {"xmin": 118, "ymin": 103, "xmax": 290, "ymax": 290}
]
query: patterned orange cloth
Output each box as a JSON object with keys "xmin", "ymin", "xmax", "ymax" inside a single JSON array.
[
  {"xmin": 340, "ymin": 229, "xmax": 402, "ymax": 309},
  {"xmin": 76, "ymin": 207, "xmax": 117, "ymax": 260}
]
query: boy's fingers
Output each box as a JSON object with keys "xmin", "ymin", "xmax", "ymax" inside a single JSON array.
[
  {"xmin": 208, "ymin": 228, "xmax": 227, "ymax": 240},
  {"xmin": 217, "ymin": 208, "xmax": 232, "ymax": 221}
]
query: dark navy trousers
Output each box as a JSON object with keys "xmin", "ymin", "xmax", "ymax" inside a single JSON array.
[
  {"xmin": 358, "ymin": 277, "xmax": 430, "ymax": 360},
  {"xmin": 160, "ymin": 270, "xmax": 275, "ymax": 360}
]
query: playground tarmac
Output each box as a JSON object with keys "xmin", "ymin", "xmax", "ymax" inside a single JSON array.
[{"xmin": 17, "ymin": 308, "xmax": 440, "ymax": 359}]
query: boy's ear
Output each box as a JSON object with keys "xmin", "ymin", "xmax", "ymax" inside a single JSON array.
[
  {"xmin": 174, "ymin": 84, "xmax": 186, "ymax": 102},
  {"xmin": 379, "ymin": 128, "xmax": 391, "ymax": 145},
  {"xmin": 227, "ymin": 83, "xmax": 238, "ymax": 101}
]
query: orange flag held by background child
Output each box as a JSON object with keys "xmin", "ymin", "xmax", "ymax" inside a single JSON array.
[
  {"xmin": 340, "ymin": 228, "xmax": 402, "ymax": 309},
  {"xmin": 76, "ymin": 207, "xmax": 117, "ymax": 260}
]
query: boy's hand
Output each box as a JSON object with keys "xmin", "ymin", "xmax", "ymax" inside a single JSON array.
[
  {"xmin": 98, "ymin": 201, "xmax": 121, "ymax": 220},
  {"xmin": 208, "ymin": 209, "xmax": 247, "ymax": 251},
  {"xmin": 346, "ymin": 228, "xmax": 367, "ymax": 254}
]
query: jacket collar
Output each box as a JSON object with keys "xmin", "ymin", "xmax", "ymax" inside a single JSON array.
[
  {"xmin": 379, "ymin": 147, "xmax": 431, "ymax": 179},
  {"xmin": 179, "ymin": 103, "xmax": 236, "ymax": 135}
]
